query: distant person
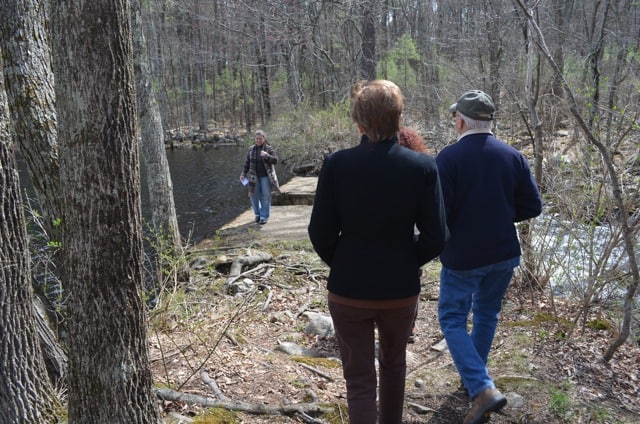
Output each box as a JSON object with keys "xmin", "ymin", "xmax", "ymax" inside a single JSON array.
[
  {"xmin": 239, "ymin": 130, "xmax": 279, "ymax": 225},
  {"xmin": 436, "ymin": 90, "xmax": 542, "ymax": 424},
  {"xmin": 308, "ymin": 79, "xmax": 449, "ymax": 424},
  {"xmin": 397, "ymin": 126, "xmax": 430, "ymax": 343}
]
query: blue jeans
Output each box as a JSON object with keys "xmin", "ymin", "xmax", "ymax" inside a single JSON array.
[
  {"xmin": 438, "ymin": 256, "xmax": 520, "ymax": 399},
  {"xmin": 250, "ymin": 176, "xmax": 271, "ymax": 221}
]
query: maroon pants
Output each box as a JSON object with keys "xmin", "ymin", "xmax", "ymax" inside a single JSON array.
[{"xmin": 329, "ymin": 299, "xmax": 417, "ymax": 424}]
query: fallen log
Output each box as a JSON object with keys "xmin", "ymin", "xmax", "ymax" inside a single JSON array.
[{"xmin": 155, "ymin": 387, "xmax": 332, "ymax": 417}]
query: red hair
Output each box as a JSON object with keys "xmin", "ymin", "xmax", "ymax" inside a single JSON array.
[{"xmin": 398, "ymin": 127, "xmax": 428, "ymax": 153}]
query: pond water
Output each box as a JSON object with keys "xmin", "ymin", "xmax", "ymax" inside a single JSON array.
[
  {"xmin": 151, "ymin": 145, "xmax": 250, "ymax": 243},
  {"xmin": 146, "ymin": 144, "xmax": 293, "ymax": 243},
  {"xmin": 17, "ymin": 144, "xmax": 291, "ymax": 244}
]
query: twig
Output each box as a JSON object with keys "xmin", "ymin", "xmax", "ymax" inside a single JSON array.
[
  {"xmin": 407, "ymin": 401, "xmax": 437, "ymax": 414},
  {"xmin": 298, "ymin": 362, "xmax": 334, "ymax": 381},
  {"xmin": 259, "ymin": 284, "xmax": 273, "ymax": 311},
  {"xmin": 176, "ymin": 290, "xmax": 256, "ymax": 391},
  {"xmin": 294, "ymin": 411, "xmax": 330, "ymax": 424}
]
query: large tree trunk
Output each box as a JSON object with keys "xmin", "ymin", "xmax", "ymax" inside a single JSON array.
[
  {"xmin": 131, "ymin": 0, "xmax": 184, "ymax": 289},
  {"xmin": 0, "ymin": 57, "xmax": 59, "ymax": 424},
  {"xmin": 0, "ymin": 0, "xmax": 61, "ymax": 233},
  {"xmin": 51, "ymin": 1, "xmax": 161, "ymax": 422},
  {"xmin": 0, "ymin": 0, "xmax": 68, "ymax": 385}
]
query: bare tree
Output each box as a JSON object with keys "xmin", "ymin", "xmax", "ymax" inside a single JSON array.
[
  {"xmin": 360, "ymin": 0, "xmax": 377, "ymax": 80},
  {"xmin": 0, "ymin": 56, "xmax": 59, "ymax": 424},
  {"xmin": 256, "ymin": 15, "xmax": 272, "ymax": 123},
  {"xmin": 51, "ymin": 1, "xmax": 161, "ymax": 421},
  {"xmin": 131, "ymin": 0, "xmax": 184, "ymax": 288},
  {"xmin": 513, "ymin": 0, "xmax": 639, "ymax": 362}
]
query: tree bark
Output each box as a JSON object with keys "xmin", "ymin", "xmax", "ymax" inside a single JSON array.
[
  {"xmin": 0, "ymin": 57, "xmax": 59, "ymax": 424},
  {"xmin": 51, "ymin": 1, "xmax": 161, "ymax": 422},
  {"xmin": 131, "ymin": 0, "xmax": 183, "ymax": 288},
  {"xmin": 0, "ymin": 0, "xmax": 61, "ymax": 234},
  {"xmin": 0, "ymin": 0, "xmax": 69, "ymax": 386}
]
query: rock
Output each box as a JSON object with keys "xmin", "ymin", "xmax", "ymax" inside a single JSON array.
[
  {"xmin": 274, "ymin": 341, "xmax": 317, "ymax": 357},
  {"xmin": 431, "ymin": 338, "xmax": 448, "ymax": 352},
  {"xmin": 302, "ymin": 312, "xmax": 335, "ymax": 337},
  {"xmin": 227, "ymin": 277, "xmax": 255, "ymax": 296},
  {"xmin": 190, "ymin": 257, "xmax": 208, "ymax": 270},
  {"xmin": 505, "ymin": 392, "xmax": 525, "ymax": 408}
]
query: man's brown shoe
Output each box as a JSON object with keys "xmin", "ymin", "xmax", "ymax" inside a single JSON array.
[{"xmin": 463, "ymin": 388, "xmax": 506, "ymax": 424}]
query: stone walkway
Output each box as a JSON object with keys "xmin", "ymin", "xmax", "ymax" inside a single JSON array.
[{"xmin": 193, "ymin": 177, "xmax": 317, "ymax": 250}]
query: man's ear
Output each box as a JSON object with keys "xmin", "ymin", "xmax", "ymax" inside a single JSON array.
[{"xmin": 456, "ymin": 117, "xmax": 465, "ymax": 132}]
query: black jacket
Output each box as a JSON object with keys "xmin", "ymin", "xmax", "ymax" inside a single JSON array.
[{"xmin": 308, "ymin": 135, "xmax": 449, "ymax": 300}]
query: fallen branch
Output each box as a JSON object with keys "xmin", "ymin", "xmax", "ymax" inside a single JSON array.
[
  {"xmin": 201, "ymin": 371, "xmax": 230, "ymax": 401},
  {"xmin": 297, "ymin": 362, "xmax": 335, "ymax": 381},
  {"xmin": 225, "ymin": 263, "xmax": 271, "ymax": 289},
  {"xmin": 229, "ymin": 252, "xmax": 273, "ymax": 278},
  {"xmin": 155, "ymin": 386, "xmax": 332, "ymax": 417}
]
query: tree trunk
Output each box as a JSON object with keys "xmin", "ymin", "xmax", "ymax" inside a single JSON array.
[
  {"xmin": 360, "ymin": 2, "xmax": 377, "ymax": 80},
  {"xmin": 416, "ymin": 0, "xmax": 440, "ymax": 123},
  {"xmin": 51, "ymin": 1, "xmax": 161, "ymax": 422},
  {"xmin": 0, "ymin": 58, "xmax": 59, "ymax": 424},
  {"xmin": 584, "ymin": 0, "xmax": 611, "ymax": 129},
  {"xmin": 0, "ymin": 0, "xmax": 69, "ymax": 385},
  {"xmin": 0, "ymin": 0, "xmax": 61, "ymax": 235},
  {"xmin": 482, "ymin": 0, "xmax": 503, "ymax": 111},
  {"xmin": 194, "ymin": 0, "xmax": 208, "ymax": 133},
  {"xmin": 257, "ymin": 16, "xmax": 272, "ymax": 123},
  {"xmin": 131, "ymin": 0, "xmax": 184, "ymax": 289},
  {"xmin": 285, "ymin": 43, "xmax": 304, "ymax": 107}
]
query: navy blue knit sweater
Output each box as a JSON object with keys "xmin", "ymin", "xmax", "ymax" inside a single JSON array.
[{"xmin": 436, "ymin": 131, "xmax": 542, "ymax": 270}]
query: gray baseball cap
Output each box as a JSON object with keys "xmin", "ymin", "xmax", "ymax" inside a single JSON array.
[{"xmin": 449, "ymin": 90, "xmax": 495, "ymax": 121}]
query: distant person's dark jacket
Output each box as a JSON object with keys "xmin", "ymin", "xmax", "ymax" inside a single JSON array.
[
  {"xmin": 308, "ymin": 135, "xmax": 449, "ymax": 300},
  {"xmin": 436, "ymin": 131, "xmax": 543, "ymax": 270}
]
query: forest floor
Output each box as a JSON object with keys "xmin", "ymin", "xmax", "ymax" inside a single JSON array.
[{"xmin": 148, "ymin": 219, "xmax": 640, "ymax": 424}]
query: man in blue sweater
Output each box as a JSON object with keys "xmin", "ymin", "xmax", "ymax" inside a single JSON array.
[{"xmin": 436, "ymin": 90, "xmax": 542, "ymax": 424}]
